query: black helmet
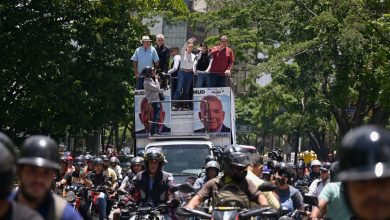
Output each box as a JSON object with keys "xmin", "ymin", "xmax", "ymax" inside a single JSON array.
[
  {"xmin": 0, "ymin": 132, "xmax": 18, "ymax": 159},
  {"xmin": 0, "ymin": 143, "xmax": 15, "ymax": 199},
  {"xmin": 94, "ymin": 158, "xmax": 104, "ymax": 165},
  {"xmin": 84, "ymin": 154, "xmax": 93, "ymax": 161},
  {"xmin": 131, "ymin": 156, "xmax": 145, "ymax": 166},
  {"xmin": 320, "ymin": 162, "xmax": 332, "ymax": 172},
  {"xmin": 74, "ymin": 156, "xmax": 84, "ymax": 166},
  {"xmin": 19, "ymin": 135, "xmax": 59, "ymax": 170},
  {"xmin": 110, "ymin": 156, "xmax": 120, "ymax": 164},
  {"xmin": 222, "ymin": 145, "xmax": 251, "ymax": 168},
  {"xmin": 205, "ymin": 160, "xmax": 220, "ymax": 171},
  {"xmin": 101, "ymin": 155, "xmax": 109, "ymax": 161},
  {"xmin": 137, "ymin": 150, "xmax": 145, "ymax": 157},
  {"xmin": 204, "ymin": 155, "xmax": 216, "ymax": 165},
  {"xmin": 330, "ymin": 161, "xmax": 340, "ymax": 182},
  {"xmin": 141, "ymin": 66, "xmax": 152, "ymax": 78},
  {"xmin": 144, "ymin": 148, "xmax": 165, "ymax": 163},
  {"xmin": 296, "ymin": 160, "xmax": 306, "ymax": 170},
  {"xmin": 338, "ymin": 125, "xmax": 390, "ymax": 181}
]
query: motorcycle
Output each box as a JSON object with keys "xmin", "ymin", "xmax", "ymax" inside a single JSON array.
[
  {"xmin": 87, "ymin": 185, "xmax": 108, "ymax": 220},
  {"xmin": 64, "ymin": 184, "xmax": 87, "ymax": 210}
]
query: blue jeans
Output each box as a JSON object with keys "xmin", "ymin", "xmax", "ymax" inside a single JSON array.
[
  {"xmin": 151, "ymin": 102, "xmax": 161, "ymax": 134},
  {"xmin": 174, "ymin": 70, "xmax": 193, "ymax": 101},
  {"xmin": 136, "ymin": 77, "xmax": 144, "ymax": 90},
  {"xmin": 98, "ymin": 192, "xmax": 107, "ymax": 220},
  {"xmin": 209, "ymin": 73, "xmax": 227, "ymax": 87},
  {"xmin": 195, "ymin": 72, "xmax": 210, "ymax": 88}
]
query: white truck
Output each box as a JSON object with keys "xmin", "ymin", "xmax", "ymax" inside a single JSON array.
[{"xmin": 134, "ymin": 87, "xmax": 236, "ymax": 183}]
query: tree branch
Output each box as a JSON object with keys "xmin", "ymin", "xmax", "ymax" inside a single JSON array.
[{"xmin": 292, "ymin": 0, "xmax": 317, "ymax": 17}]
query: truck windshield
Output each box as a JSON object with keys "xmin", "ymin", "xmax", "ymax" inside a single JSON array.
[{"xmin": 158, "ymin": 144, "xmax": 210, "ymax": 175}]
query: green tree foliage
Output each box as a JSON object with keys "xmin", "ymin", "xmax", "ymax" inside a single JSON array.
[
  {"xmin": 0, "ymin": 0, "xmax": 188, "ymax": 139},
  {"xmin": 191, "ymin": 0, "xmax": 389, "ymax": 158}
]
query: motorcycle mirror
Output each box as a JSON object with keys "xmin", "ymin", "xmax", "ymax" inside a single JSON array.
[
  {"xmin": 258, "ymin": 181, "xmax": 277, "ymax": 192},
  {"xmin": 173, "ymin": 183, "xmax": 196, "ymax": 193}
]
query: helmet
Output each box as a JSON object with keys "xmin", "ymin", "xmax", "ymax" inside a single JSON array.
[
  {"xmin": 101, "ymin": 155, "xmax": 109, "ymax": 161},
  {"xmin": 18, "ymin": 135, "xmax": 59, "ymax": 170},
  {"xmin": 60, "ymin": 156, "xmax": 68, "ymax": 164},
  {"xmin": 204, "ymin": 155, "xmax": 216, "ymax": 165},
  {"xmin": 0, "ymin": 132, "xmax": 18, "ymax": 159},
  {"xmin": 296, "ymin": 160, "xmax": 306, "ymax": 170},
  {"xmin": 0, "ymin": 142, "xmax": 16, "ymax": 199},
  {"xmin": 222, "ymin": 145, "xmax": 251, "ymax": 168},
  {"xmin": 204, "ymin": 161, "xmax": 220, "ymax": 171},
  {"xmin": 141, "ymin": 66, "xmax": 152, "ymax": 78},
  {"xmin": 311, "ymin": 159, "xmax": 321, "ymax": 167},
  {"xmin": 320, "ymin": 162, "xmax": 332, "ymax": 171},
  {"xmin": 74, "ymin": 156, "xmax": 84, "ymax": 166},
  {"xmin": 338, "ymin": 125, "xmax": 390, "ymax": 181},
  {"xmin": 131, "ymin": 156, "xmax": 144, "ymax": 166},
  {"xmin": 137, "ymin": 150, "xmax": 145, "ymax": 157},
  {"xmin": 84, "ymin": 154, "xmax": 93, "ymax": 161},
  {"xmin": 94, "ymin": 158, "xmax": 104, "ymax": 165},
  {"xmin": 329, "ymin": 161, "xmax": 339, "ymax": 181},
  {"xmin": 275, "ymin": 162, "xmax": 295, "ymax": 179},
  {"xmin": 110, "ymin": 156, "xmax": 120, "ymax": 164},
  {"xmin": 144, "ymin": 148, "xmax": 165, "ymax": 163}
]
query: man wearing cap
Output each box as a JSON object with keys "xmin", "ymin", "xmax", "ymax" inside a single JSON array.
[
  {"xmin": 336, "ymin": 125, "xmax": 390, "ymax": 219},
  {"xmin": 10, "ymin": 135, "xmax": 82, "ymax": 220},
  {"xmin": 131, "ymin": 35, "xmax": 160, "ymax": 90},
  {"xmin": 0, "ymin": 133, "xmax": 44, "ymax": 220}
]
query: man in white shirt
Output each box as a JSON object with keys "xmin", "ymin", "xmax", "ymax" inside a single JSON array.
[
  {"xmin": 167, "ymin": 47, "xmax": 181, "ymax": 98},
  {"xmin": 307, "ymin": 162, "xmax": 331, "ymax": 197},
  {"xmin": 172, "ymin": 38, "xmax": 196, "ymax": 110}
]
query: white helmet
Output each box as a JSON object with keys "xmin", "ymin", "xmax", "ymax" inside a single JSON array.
[{"xmin": 311, "ymin": 159, "xmax": 321, "ymax": 167}]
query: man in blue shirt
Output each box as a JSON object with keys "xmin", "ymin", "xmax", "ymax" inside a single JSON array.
[
  {"xmin": 131, "ymin": 35, "xmax": 160, "ymax": 89},
  {"xmin": 12, "ymin": 135, "xmax": 82, "ymax": 220}
]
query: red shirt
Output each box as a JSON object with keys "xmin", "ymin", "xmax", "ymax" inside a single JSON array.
[{"xmin": 210, "ymin": 46, "xmax": 234, "ymax": 75}]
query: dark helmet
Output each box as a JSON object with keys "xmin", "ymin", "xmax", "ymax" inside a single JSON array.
[
  {"xmin": 221, "ymin": 145, "xmax": 250, "ymax": 179},
  {"xmin": 137, "ymin": 149, "xmax": 145, "ymax": 157},
  {"xmin": 296, "ymin": 160, "xmax": 306, "ymax": 170},
  {"xmin": 94, "ymin": 158, "xmax": 104, "ymax": 166},
  {"xmin": 101, "ymin": 155, "xmax": 109, "ymax": 162},
  {"xmin": 205, "ymin": 160, "xmax": 220, "ymax": 171},
  {"xmin": 0, "ymin": 142, "xmax": 16, "ymax": 199},
  {"xmin": 84, "ymin": 154, "xmax": 93, "ymax": 161},
  {"xmin": 141, "ymin": 66, "xmax": 153, "ymax": 78},
  {"xmin": 18, "ymin": 135, "xmax": 59, "ymax": 170},
  {"xmin": 0, "ymin": 132, "xmax": 18, "ymax": 159},
  {"xmin": 330, "ymin": 161, "xmax": 340, "ymax": 182},
  {"xmin": 110, "ymin": 156, "xmax": 120, "ymax": 164},
  {"xmin": 338, "ymin": 125, "xmax": 390, "ymax": 181},
  {"xmin": 74, "ymin": 156, "xmax": 84, "ymax": 166},
  {"xmin": 131, "ymin": 156, "xmax": 145, "ymax": 166},
  {"xmin": 320, "ymin": 162, "xmax": 332, "ymax": 172},
  {"xmin": 275, "ymin": 162, "xmax": 295, "ymax": 178},
  {"xmin": 204, "ymin": 155, "xmax": 216, "ymax": 165},
  {"xmin": 144, "ymin": 148, "xmax": 165, "ymax": 171}
]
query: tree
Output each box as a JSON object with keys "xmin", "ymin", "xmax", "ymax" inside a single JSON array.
[
  {"xmin": 0, "ymin": 0, "xmax": 188, "ymax": 141},
  {"xmin": 190, "ymin": 0, "xmax": 389, "ymax": 158}
]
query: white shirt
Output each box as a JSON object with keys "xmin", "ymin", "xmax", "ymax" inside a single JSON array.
[
  {"xmin": 307, "ymin": 178, "xmax": 330, "ymax": 197},
  {"xmin": 180, "ymin": 42, "xmax": 196, "ymax": 71},
  {"xmin": 167, "ymin": 55, "xmax": 181, "ymax": 75}
]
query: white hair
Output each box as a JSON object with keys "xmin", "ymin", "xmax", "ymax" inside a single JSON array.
[{"xmin": 156, "ymin": 34, "xmax": 165, "ymax": 40}]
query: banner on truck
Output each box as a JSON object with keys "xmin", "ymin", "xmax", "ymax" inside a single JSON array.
[
  {"xmin": 134, "ymin": 89, "xmax": 171, "ymax": 138},
  {"xmin": 193, "ymin": 87, "xmax": 231, "ymax": 137}
]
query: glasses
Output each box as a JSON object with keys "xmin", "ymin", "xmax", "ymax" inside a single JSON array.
[{"xmin": 75, "ymin": 163, "xmax": 84, "ymax": 167}]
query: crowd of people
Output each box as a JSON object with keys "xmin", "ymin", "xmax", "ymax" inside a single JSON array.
[{"xmin": 1, "ymin": 125, "xmax": 390, "ymax": 220}]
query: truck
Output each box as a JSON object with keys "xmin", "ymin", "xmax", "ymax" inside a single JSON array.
[{"xmin": 134, "ymin": 86, "xmax": 237, "ymax": 183}]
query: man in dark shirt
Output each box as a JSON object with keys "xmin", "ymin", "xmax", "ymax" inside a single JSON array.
[
  {"xmin": 57, "ymin": 156, "xmax": 85, "ymax": 187},
  {"xmin": 194, "ymin": 43, "xmax": 212, "ymax": 88},
  {"xmin": 155, "ymin": 34, "xmax": 170, "ymax": 73}
]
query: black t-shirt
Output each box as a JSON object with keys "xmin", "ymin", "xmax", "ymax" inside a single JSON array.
[
  {"xmin": 64, "ymin": 170, "xmax": 82, "ymax": 186},
  {"xmin": 196, "ymin": 52, "xmax": 212, "ymax": 71},
  {"xmin": 156, "ymin": 45, "xmax": 170, "ymax": 72},
  {"xmin": 87, "ymin": 171, "xmax": 107, "ymax": 186}
]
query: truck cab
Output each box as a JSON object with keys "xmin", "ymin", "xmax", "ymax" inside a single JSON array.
[{"xmin": 134, "ymin": 86, "xmax": 236, "ymax": 183}]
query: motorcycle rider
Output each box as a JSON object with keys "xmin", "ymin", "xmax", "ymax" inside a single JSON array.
[
  {"xmin": 0, "ymin": 133, "xmax": 44, "ymax": 220},
  {"xmin": 57, "ymin": 156, "xmax": 86, "ymax": 187},
  {"xmin": 109, "ymin": 156, "xmax": 123, "ymax": 179},
  {"xmin": 293, "ymin": 160, "xmax": 309, "ymax": 191},
  {"xmin": 337, "ymin": 125, "xmax": 390, "ymax": 219},
  {"xmin": 130, "ymin": 147, "xmax": 175, "ymax": 218},
  {"xmin": 246, "ymin": 153, "xmax": 280, "ymax": 209},
  {"xmin": 101, "ymin": 155, "xmax": 118, "ymax": 189},
  {"xmin": 273, "ymin": 162, "xmax": 304, "ymax": 213},
  {"xmin": 84, "ymin": 157, "xmax": 110, "ymax": 220},
  {"xmin": 307, "ymin": 162, "xmax": 331, "ymax": 197},
  {"xmin": 186, "ymin": 145, "xmax": 269, "ymax": 210},
  {"xmin": 119, "ymin": 156, "xmax": 145, "ymax": 191},
  {"xmin": 84, "ymin": 154, "xmax": 94, "ymax": 174},
  {"xmin": 194, "ymin": 160, "xmax": 220, "ymax": 191},
  {"xmin": 306, "ymin": 159, "xmax": 321, "ymax": 185},
  {"xmin": 10, "ymin": 135, "xmax": 82, "ymax": 220}
]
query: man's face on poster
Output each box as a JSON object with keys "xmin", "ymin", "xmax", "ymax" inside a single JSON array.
[
  {"xmin": 199, "ymin": 97, "xmax": 225, "ymax": 132},
  {"xmin": 139, "ymin": 100, "xmax": 165, "ymax": 131}
]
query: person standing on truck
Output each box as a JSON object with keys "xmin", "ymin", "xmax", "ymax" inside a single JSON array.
[
  {"xmin": 194, "ymin": 43, "xmax": 212, "ymax": 88},
  {"xmin": 167, "ymin": 47, "xmax": 181, "ymax": 100},
  {"xmin": 209, "ymin": 35, "xmax": 234, "ymax": 87},
  {"xmin": 131, "ymin": 36, "xmax": 160, "ymax": 90},
  {"xmin": 143, "ymin": 66, "xmax": 164, "ymax": 136}
]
